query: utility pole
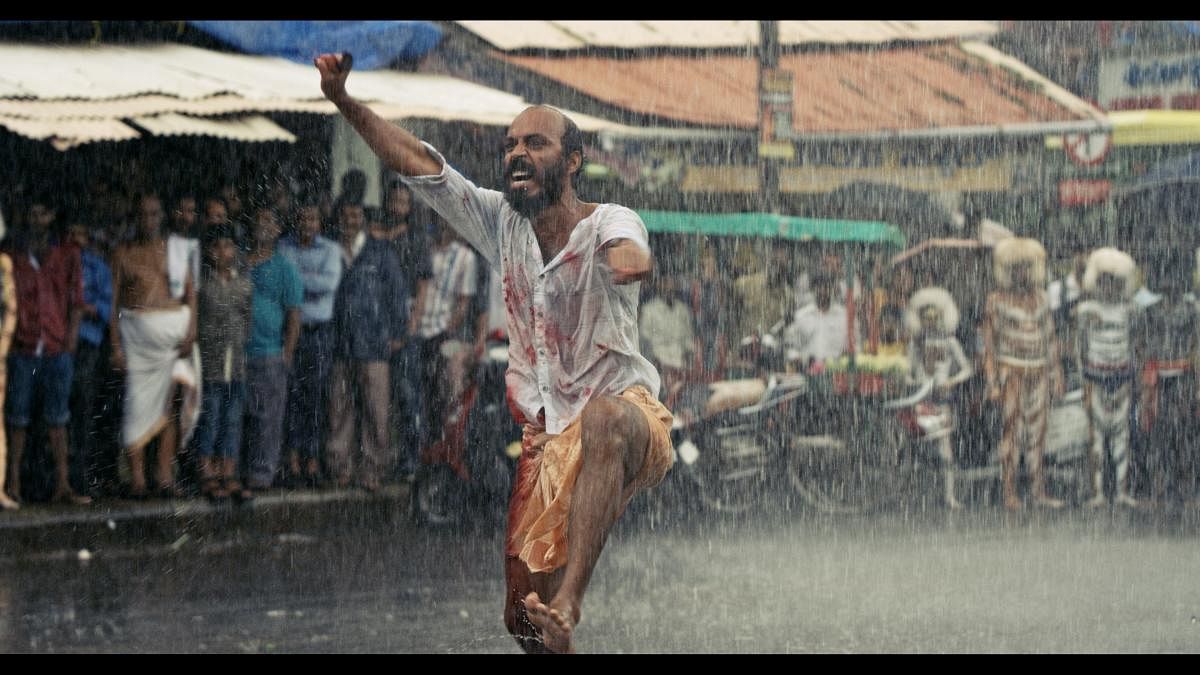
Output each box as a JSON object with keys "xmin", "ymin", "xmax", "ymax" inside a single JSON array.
[{"xmin": 758, "ymin": 20, "xmax": 788, "ymax": 215}]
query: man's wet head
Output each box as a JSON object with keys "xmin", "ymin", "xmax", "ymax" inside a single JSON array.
[
  {"xmin": 135, "ymin": 194, "xmax": 164, "ymax": 240},
  {"xmin": 337, "ymin": 202, "xmax": 365, "ymax": 245},
  {"xmin": 385, "ymin": 181, "xmax": 413, "ymax": 223},
  {"xmin": 502, "ymin": 106, "xmax": 585, "ymax": 220},
  {"xmin": 767, "ymin": 243, "xmax": 795, "ymax": 287},
  {"xmin": 812, "ymin": 272, "xmax": 834, "ymax": 311},
  {"xmin": 27, "ymin": 198, "xmax": 56, "ymax": 236},
  {"xmin": 297, "ymin": 203, "xmax": 323, "ymax": 246},
  {"xmin": 252, "ymin": 206, "xmax": 282, "ymax": 248},
  {"xmin": 1009, "ymin": 261, "xmax": 1033, "ymax": 291}
]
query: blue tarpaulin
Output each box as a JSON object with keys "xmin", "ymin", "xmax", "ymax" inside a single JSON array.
[{"xmin": 189, "ymin": 21, "xmax": 443, "ymax": 70}]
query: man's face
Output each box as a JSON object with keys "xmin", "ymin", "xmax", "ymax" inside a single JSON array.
[
  {"xmin": 339, "ymin": 205, "xmax": 364, "ymax": 241},
  {"xmin": 1010, "ymin": 262, "xmax": 1032, "ymax": 290},
  {"xmin": 253, "ymin": 209, "xmax": 280, "ymax": 247},
  {"xmin": 768, "ymin": 247, "xmax": 792, "ymax": 286},
  {"xmin": 1097, "ymin": 272, "xmax": 1123, "ymax": 302},
  {"xmin": 815, "ymin": 284, "xmax": 833, "ymax": 309},
  {"xmin": 386, "ymin": 186, "xmax": 412, "ymax": 220},
  {"xmin": 204, "ymin": 201, "xmax": 227, "ymax": 226},
  {"xmin": 209, "ymin": 238, "xmax": 236, "ymax": 271},
  {"xmin": 173, "ymin": 197, "xmax": 197, "ymax": 231},
  {"xmin": 221, "ymin": 186, "xmax": 242, "ymax": 215},
  {"xmin": 920, "ymin": 306, "xmax": 941, "ymax": 333},
  {"xmin": 880, "ymin": 314, "xmax": 901, "ymax": 343},
  {"xmin": 270, "ymin": 184, "xmax": 290, "ymax": 212},
  {"xmin": 658, "ymin": 274, "xmax": 679, "ymax": 299},
  {"xmin": 138, "ymin": 197, "xmax": 164, "ymax": 237},
  {"xmin": 502, "ymin": 108, "xmax": 572, "ymax": 220},
  {"xmin": 822, "ymin": 254, "xmax": 842, "ymax": 276},
  {"xmin": 298, "ymin": 206, "xmax": 322, "ymax": 242},
  {"xmin": 28, "ymin": 203, "xmax": 55, "ymax": 233},
  {"xmin": 67, "ymin": 224, "xmax": 89, "ymax": 250}
]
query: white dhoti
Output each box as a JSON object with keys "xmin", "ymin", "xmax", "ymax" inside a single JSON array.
[{"xmin": 119, "ymin": 306, "xmax": 201, "ymax": 452}]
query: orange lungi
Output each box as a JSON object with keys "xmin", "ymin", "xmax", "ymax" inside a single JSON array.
[{"xmin": 505, "ymin": 385, "xmax": 674, "ymax": 574}]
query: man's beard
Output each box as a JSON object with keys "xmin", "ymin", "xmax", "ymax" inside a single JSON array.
[{"xmin": 504, "ymin": 156, "xmax": 567, "ymax": 220}]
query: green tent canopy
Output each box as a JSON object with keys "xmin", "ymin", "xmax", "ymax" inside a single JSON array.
[{"xmin": 637, "ymin": 210, "xmax": 905, "ymax": 247}]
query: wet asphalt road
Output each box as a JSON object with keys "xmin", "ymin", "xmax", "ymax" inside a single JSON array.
[{"xmin": 2, "ymin": 498, "xmax": 1199, "ymax": 653}]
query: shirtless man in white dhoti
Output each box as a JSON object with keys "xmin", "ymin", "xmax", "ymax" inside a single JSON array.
[{"xmin": 110, "ymin": 193, "xmax": 200, "ymax": 499}]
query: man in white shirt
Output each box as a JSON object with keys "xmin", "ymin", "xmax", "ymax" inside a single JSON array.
[
  {"xmin": 318, "ymin": 53, "xmax": 675, "ymax": 654},
  {"xmin": 784, "ymin": 273, "xmax": 853, "ymax": 369},
  {"xmin": 640, "ymin": 273, "xmax": 695, "ymax": 399}
]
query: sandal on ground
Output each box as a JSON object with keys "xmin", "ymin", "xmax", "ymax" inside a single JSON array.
[
  {"xmin": 201, "ymin": 477, "xmax": 227, "ymax": 502},
  {"xmin": 52, "ymin": 490, "xmax": 93, "ymax": 506},
  {"xmin": 226, "ymin": 480, "xmax": 254, "ymax": 505}
]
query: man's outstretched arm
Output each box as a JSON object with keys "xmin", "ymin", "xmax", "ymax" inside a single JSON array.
[
  {"xmin": 315, "ymin": 53, "xmax": 443, "ymax": 177},
  {"xmin": 607, "ymin": 239, "xmax": 653, "ymax": 285}
]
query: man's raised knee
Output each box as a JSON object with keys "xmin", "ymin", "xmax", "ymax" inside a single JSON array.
[
  {"xmin": 581, "ymin": 395, "xmax": 650, "ymax": 477},
  {"xmin": 582, "ymin": 396, "xmax": 643, "ymax": 443}
]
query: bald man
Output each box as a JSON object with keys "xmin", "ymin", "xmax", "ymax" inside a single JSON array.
[{"xmin": 318, "ymin": 54, "xmax": 674, "ymax": 653}]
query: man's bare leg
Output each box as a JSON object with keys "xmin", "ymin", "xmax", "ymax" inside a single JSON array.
[
  {"xmin": 523, "ymin": 396, "xmax": 650, "ymax": 653},
  {"xmin": 0, "ymin": 430, "xmax": 16, "ymax": 509},
  {"xmin": 50, "ymin": 427, "xmax": 90, "ymax": 504},
  {"xmin": 504, "ymin": 556, "xmax": 557, "ymax": 654},
  {"xmin": 127, "ymin": 443, "xmax": 148, "ymax": 497},
  {"xmin": 156, "ymin": 389, "xmax": 184, "ymax": 495},
  {"xmin": 157, "ymin": 418, "xmax": 179, "ymax": 494}
]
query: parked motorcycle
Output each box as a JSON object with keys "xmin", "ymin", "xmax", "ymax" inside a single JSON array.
[
  {"xmin": 656, "ymin": 329, "xmax": 808, "ymax": 515},
  {"xmin": 787, "ymin": 376, "xmax": 1090, "ymax": 513},
  {"xmin": 412, "ymin": 331, "xmax": 521, "ymax": 528}
]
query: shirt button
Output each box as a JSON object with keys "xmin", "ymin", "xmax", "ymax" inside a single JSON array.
[
  {"xmin": 541, "ymin": 385, "xmax": 549, "ymax": 393},
  {"xmin": 538, "ymin": 348, "xmax": 546, "ymax": 356}
]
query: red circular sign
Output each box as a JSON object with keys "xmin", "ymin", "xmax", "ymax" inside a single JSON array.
[{"xmin": 1063, "ymin": 132, "xmax": 1112, "ymax": 167}]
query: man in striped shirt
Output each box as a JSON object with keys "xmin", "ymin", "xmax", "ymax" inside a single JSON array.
[{"xmin": 413, "ymin": 216, "xmax": 477, "ymax": 449}]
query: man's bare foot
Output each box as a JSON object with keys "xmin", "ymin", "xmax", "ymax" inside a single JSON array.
[{"xmin": 523, "ymin": 592, "xmax": 578, "ymax": 654}]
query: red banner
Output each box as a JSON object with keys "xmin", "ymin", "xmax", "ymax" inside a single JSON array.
[{"xmin": 1058, "ymin": 179, "xmax": 1112, "ymax": 207}]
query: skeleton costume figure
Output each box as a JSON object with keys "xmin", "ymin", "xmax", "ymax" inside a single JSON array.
[
  {"xmin": 1075, "ymin": 248, "xmax": 1138, "ymax": 508},
  {"xmin": 905, "ymin": 287, "xmax": 972, "ymax": 509},
  {"xmin": 984, "ymin": 237, "xmax": 1066, "ymax": 511},
  {"xmin": 1134, "ymin": 250, "xmax": 1199, "ymax": 508}
]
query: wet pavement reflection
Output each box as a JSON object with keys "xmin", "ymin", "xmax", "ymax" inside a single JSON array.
[{"xmin": 2, "ymin": 503, "xmax": 1199, "ymax": 653}]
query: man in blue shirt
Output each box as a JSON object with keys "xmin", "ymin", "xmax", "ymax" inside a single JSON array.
[
  {"xmin": 278, "ymin": 200, "xmax": 342, "ymax": 488},
  {"xmin": 65, "ymin": 219, "xmax": 112, "ymax": 498},
  {"xmin": 243, "ymin": 205, "xmax": 303, "ymax": 494},
  {"xmin": 328, "ymin": 202, "xmax": 407, "ymax": 492},
  {"xmin": 373, "ymin": 180, "xmax": 432, "ymax": 480}
]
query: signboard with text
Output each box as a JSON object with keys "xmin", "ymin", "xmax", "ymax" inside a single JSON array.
[
  {"xmin": 1099, "ymin": 51, "xmax": 1200, "ymax": 111},
  {"xmin": 758, "ymin": 68, "xmax": 795, "ymax": 160},
  {"xmin": 1058, "ymin": 179, "xmax": 1112, "ymax": 207}
]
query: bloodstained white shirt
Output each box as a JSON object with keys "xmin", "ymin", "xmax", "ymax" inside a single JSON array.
[{"xmin": 402, "ymin": 143, "xmax": 660, "ymax": 434}]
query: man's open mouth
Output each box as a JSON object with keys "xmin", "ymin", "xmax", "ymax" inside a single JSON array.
[{"xmin": 508, "ymin": 169, "xmax": 535, "ymax": 189}]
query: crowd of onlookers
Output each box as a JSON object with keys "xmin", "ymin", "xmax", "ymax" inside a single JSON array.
[
  {"xmin": 1, "ymin": 166, "xmax": 1196, "ymax": 510},
  {"xmin": 0, "ymin": 168, "xmax": 500, "ymax": 507}
]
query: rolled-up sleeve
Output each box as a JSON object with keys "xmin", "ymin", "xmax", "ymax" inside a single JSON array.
[
  {"xmin": 400, "ymin": 142, "xmax": 504, "ymax": 270},
  {"xmin": 596, "ymin": 205, "xmax": 651, "ymax": 253}
]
